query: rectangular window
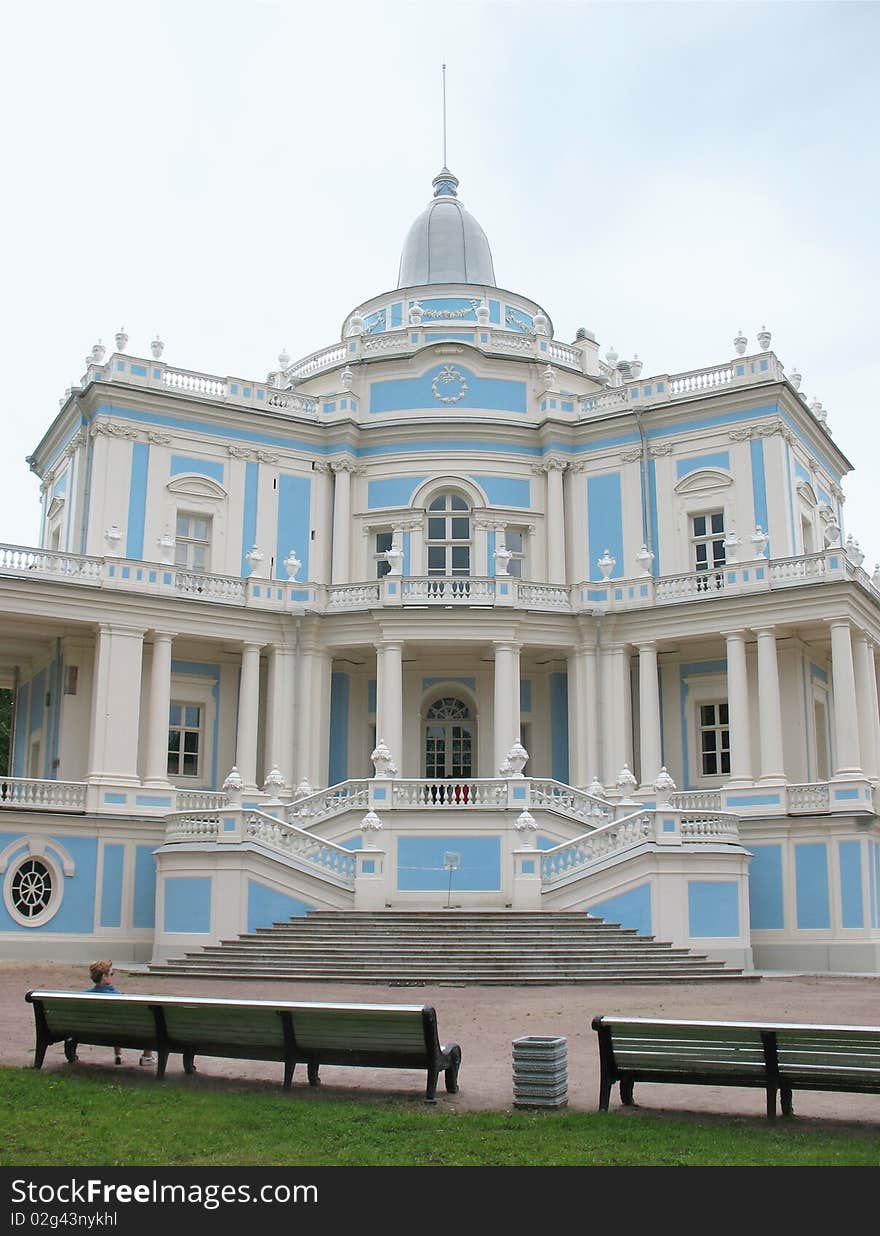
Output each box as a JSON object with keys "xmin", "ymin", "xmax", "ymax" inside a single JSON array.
[
  {"xmin": 692, "ymin": 511, "xmax": 725, "ymax": 590},
  {"xmin": 175, "ymin": 514, "xmax": 211, "ymax": 572},
  {"xmin": 505, "ymin": 529, "xmax": 526, "ymax": 578},
  {"xmin": 374, "ymin": 530, "xmax": 392, "ymax": 579},
  {"xmin": 168, "ymin": 703, "xmax": 202, "ymax": 777},
  {"xmin": 699, "ymin": 701, "xmax": 730, "ymax": 777}
]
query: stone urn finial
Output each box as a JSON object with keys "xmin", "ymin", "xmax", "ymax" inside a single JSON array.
[
  {"xmin": 503, "ymin": 742, "xmax": 529, "ymax": 778},
  {"xmin": 245, "ymin": 545, "xmax": 265, "ymax": 577},
  {"xmin": 283, "ymin": 549, "xmax": 301, "ymax": 581},
  {"xmin": 635, "ymin": 544, "xmax": 654, "ymax": 576},
  {"xmin": 542, "ymin": 363, "xmax": 557, "ymax": 389},
  {"xmin": 533, "ymin": 311, "xmax": 550, "ymax": 337},
  {"xmin": 91, "ymin": 339, "xmax": 106, "ymax": 365},
  {"xmin": 653, "ymin": 766, "xmax": 677, "ymax": 805},
  {"xmin": 370, "ymin": 739, "xmax": 399, "ymax": 778},
  {"xmin": 157, "ymin": 529, "xmax": 175, "ymax": 561},
  {"xmin": 733, "ymin": 330, "xmax": 747, "ymax": 356},
  {"xmin": 788, "ymin": 365, "xmax": 802, "ymax": 390},
  {"xmin": 292, "ymin": 778, "xmax": 315, "ymax": 801},
  {"xmin": 493, "ymin": 544, "xmax": 512, "ymax": 576},
  {"xmin": 222, "ymin": 767, "xmax": 244, "ymax": 801},
  {"xmin": 360, "ymin": 809, "xmax": 384, "ymax": 847},
  {"xmin": 341, "ymin": 365, "xmax": 354, "ymax": 389},
  {"xmin": 150, "ymin": 335, "xmax": 164, "ymax": 359},
  {"xmin": 605, "ymin": 343, "xmax": 619, "ymax": 368},
  {"xmin": 262, "ymin": 766, "xmax": 287, "ymax": 797},
  {"xmin": 616, "ymin": 764, "xmax": 638, "ymax": 800},
  {"xmin": 115, "ymin": 326, "xmax": 128, "ymax": 353},
  {"xmin": 384, "ymin": 544, "xmax": 403, "ymax": 576},
  {"xmin": 586, "ymin": 775, "xmax": 605, "ymax": 799},
  {"xmin": 756, "ymin": 324, "xmax": 771, "ymax": 351},
  {"xmin": 597, "ymin": 548, "xmax": 616, "ymax": 580},
  {"xmin": 513, "ymin": 809, "xmax": 538, "ymax": 847},
  {"xmin": 872, "ymin": 564, "xmax": 880, "ymax": 590},
  {"xmin": 104, "ymin": 524, "xmax": 122, "ymax": 554},
  {"xmin": 278, "ymin": 346, "xmax": 291, "ymax": 371},
  {"xmin": 845, "ymin": 534, "xmax": 865, "ymax": 567},
  {"xmin": 749, "ymin": 525, "xmax": 769, "ymax": 559},
  {"xmin": 630, "ymin": 354, "xmax": 643, "ymax": 378}
]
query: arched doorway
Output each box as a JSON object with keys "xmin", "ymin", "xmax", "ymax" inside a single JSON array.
[{"xmin": 423, "ymin": 696, "xmax": 474, "ymax": 779}]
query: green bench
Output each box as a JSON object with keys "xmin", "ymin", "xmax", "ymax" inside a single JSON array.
[
  {"xmin": 592, "ymin": 1014, "xmax": 880, "ymax": 1119},
  {"xmin": 26, "ymin": 990, "xmax": 461, "ymax": 1102}
]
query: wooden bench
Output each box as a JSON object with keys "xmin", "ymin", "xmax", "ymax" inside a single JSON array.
[
  {"xmin": 592, "ymin": 1014, "xmax": 880, "ymax": 1120},
  {"xmin": 26, "ymin": 990, "xmax": 461, "ymax": 1102}
]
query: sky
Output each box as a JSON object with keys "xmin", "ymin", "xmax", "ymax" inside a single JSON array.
[{"xmin": 2, "ymin": 0, "xmax": 878, "ymax": 564}]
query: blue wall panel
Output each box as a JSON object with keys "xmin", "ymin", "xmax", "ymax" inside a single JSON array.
[
  {"xmin": 676, "ymin": 452, "xmax": 731, "ymax": 479},
  {"xmin": 163, "ymin": 877, "xmax": 211, "ymax": 933},
  {"xmin": 750, "ymin": 439, "xmax": 770, "ymax": 553},
  {"xmin": 367, "ymin": 477, "xmax": 427, "ymax": 509},
  {"xmin": 370, "ymin": 367, "xmax": 527, "ymax": 414},
  {"xmin": 170, "ymin": 455, "xmax": 225, "ymax": 484},
  {"xmin": 471, "ymin": 476, "xmax": 531, "ymax": 508},
  {"xmin": 133, "ymin": 846, "xmax": 157, "ymax": 929},
  {"xmin": 99, "ymin": 843, "xmax": 125, "ymax": 928},
  {"xmin": 126, "ymin": 442, "xmax": 149, "ymax": 559},
  {"xmin": 246, "ymin": 881, "xmax": 314, "ymax": 933},
  {"xmin": 587, "ymin": 473, "xmax": 624, "ymax": 579},
  {"xmin": 276, "ymin": 474, "xmax": 311, "ymax": 580},
  {"xmin": 838, "ymin": 840, "xmax": 864, "ymax": 929},
  {"xmin": 397, "ymin": 836, "xmax": 501, "ymax": 891},
  {"xmin": 747, "ymin": 844, "xmax": 784, "ymax": 930},
  {"xmin": 241, "ymin": 461, "xmax": 259, "ymax": 577},
  {"xmin": 328, "ymin": 672, "xmax": 350, "ymax": 785},
  {"xmin": 588, "ymin": 884, "xmax": 652, "ymax": 936},
  {"xmin": 795, "ymin": 842, "xmax": 830, "ymax": 929},
  {"xmin": 688, "ymin": 881, "xmax": 739, "ymax": 937}
]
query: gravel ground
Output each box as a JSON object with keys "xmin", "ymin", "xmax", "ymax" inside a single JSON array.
[{"xmin": 5, "ymin": 962, "xmax": 880, "ymax": 1126}]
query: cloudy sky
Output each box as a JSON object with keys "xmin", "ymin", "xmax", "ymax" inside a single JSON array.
[{"xmin": 2, "ymin": 0, "xmax": 878, "ymax": 564}]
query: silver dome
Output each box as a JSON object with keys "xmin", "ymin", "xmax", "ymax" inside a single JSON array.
[{"xmin": 397, "ymin": 169, "xmax": 496, "ymax": 289}]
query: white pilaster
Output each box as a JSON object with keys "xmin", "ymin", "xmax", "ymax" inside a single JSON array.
[
  {"xmin": 376, "ymin": 641, "xmax": 404, "ymax": 775},
  {"xmin": 142, "ymin": 631, "xmax": 174, "ymax": 787},
  {"xmin": 331, "ymin": 460, "xmax": 356, "ymax": 585},
  {"xmin": 604, "ymin": 645, "xmax": 632, "ymax": 787},
  {"xmin": 725, "ymin": 630, "xmax": 753, "ymax": 785},
  {"xmin": 264, "ymin": 642, "xmax": 296, "ymax": 788},
  {"xmin": 755, "ymin": 627, "xmax": 785, "ymax": 784},
  {"xmin": 87, "ymin": 624, "xmax": 145, "ymax": 785},
  {"xmin": 583, "ymin": 640, "xmax": 600, "ymax": 784},
  {"xmin": 830, "ymin": 620, "xmax": 862, "ymax": 776},
  {"xmin": 637, "ymin": 641, "xmax": 661, "ymax": 788},
  {"xmin": 543, "ymin": 458, "xmax": 567, "ymax": 584},
  {"xmin": 493, "ymin": 641, "xmax": 521, "ymax": 774},
  {"xmin": 853, "ymin": 633, "xmax": 877, "ymax": 781},
  {"xmin": 567, "ymin": 647, "xmax": 586, "ymax": 787},
  {"xmin": 236, "ymin": 641, "xmax": 262, "ymax": 791}
]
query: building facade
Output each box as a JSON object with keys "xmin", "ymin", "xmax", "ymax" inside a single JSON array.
[{"xmin": 2, "ymin": 167, "xmax": 879, "ymax": 972}]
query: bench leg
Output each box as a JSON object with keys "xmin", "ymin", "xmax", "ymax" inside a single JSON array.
[
  {"xmin": 598, "ymin": 1074, "xmax": 613, "ymax": 1112},
  {"xmin": 64, "ymin": 1038, "xmax": 79, "ymax": 1065},
  {"xmin": 425, "ymin": 1068, "xmax": 440, "ymax": 1102},
  {"xmin": 307, "ymin": 1061, "xmax": 320, "ymax": 1087},
  {"xmin": 182, "ymin": 1050, "xmax": 197, "ymax": 1075},
  {"xmin": 283, "ymin": 1061, "xmax": 296, "ymax": 1089},
  {"xmin": 620, "ymin": 1078, "xmax": 635, "ymax": 1107},
  {"xmin": 765, "ymin": 1086, "xmax": 777, "ymax": 1121},
  {"xmin": 444, "ymin": 1059, "xmax": 460, "ymax": 1095},
  {"xmin": 780, "ymin": 1087, "xmax": 794, "ymax": 1118},
  {"xmin": 156, "ymin": 1050, "xmax": 169, "ymax": 1080}
]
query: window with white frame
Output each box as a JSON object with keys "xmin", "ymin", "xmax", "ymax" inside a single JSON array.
[
  {"xmin": 504, "ymin": 528, "xmax": 527, "ymax": 578},
  {"xmin": 692, "ymin": 511, "xmax": 726, "ymax": 574},
  {"xmin": 167, "ymin": 703, "xmax": 202, "ymax": 777},
  {"xmin": 175, "ymin": 514, "xmax": 212, "ymax": 571},
  {"xmin": 698, "ymin": 701, "xmax": 730, "ymax": 777},
  {"xmin": 426, "ymin": 493, "xmax": 471, "ymax": 576},
  {"xmin": 373, "ymin": 530, "xmax": 393, "ymax": 578}
]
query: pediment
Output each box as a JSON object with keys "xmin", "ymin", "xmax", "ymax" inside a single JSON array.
[
  {"xmin": 674, "ymin": 467, "xmax": 733, "ymax": 495},
  {"xmin": 166, "ymin": 473, "xmax": 227, "ymax": 499},
  {"xmin": 796, "ymin": 480, "xmax": 818, "ymax": 506},
  {"xmin": 47, "ymin": 495, "xmax": 66, "ymax": 520}
]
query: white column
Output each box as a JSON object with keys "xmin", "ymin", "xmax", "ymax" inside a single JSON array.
[
  {"xmin": 87, "ymin": 624, "xmax": 145, "ymax": 785},
  {"xmin": 543, "ymin": 458, "xmax": 567, "ymax": 584},
  {"xmin": 637, "ymin": 642, "xmax": 661, "ymax": 788},
  {"xmin": 755, "ymin": 627, "xmax": 785, "ymax": 783},
  {"xmin": 725, "ymin": 630, "xmax": 753, "ymax": 785},
  {"xmin": 376, "ymin": 641, "xmax": 404, "ymax": 773},
  {"xmin": 312, "ymin": 463, "xmax": 333, "ymax": 585},
  {"xmin": 494, "ymin": 641, "xmax": 521, "ymax": 775},
  {"xmin": 567, "ymin": 647, "xmax": 586, "ymax": 787},
  {"xmin": 143, "ymin": 631, "xmax": 174, "ymax": 787},
  {"xmin": 293, "ymin": 637, "xmax": 330, "ymax": 788},
  {"xmin": 583, "ymin": 641, "xmax": 600, "ymax": 784},
  {"xmin": 236, "ymin": 642, "xmax": 262, "ymax": 791},
  {"xmin": 853, "ymin": 633, "xmax": 876, "ymax": 781},
  {"xmin": 830, "ymin": 620, "xmax": 862, "ymax": 776},
  {"xmin": 604, "ymin": 645, "xmax": 632, "ymax": 786},
  {"xmin": 871, "ymin": 645, "xmax": 880, "ymax": 783},
  {"xmin": 331, "ymin": 460, "xmax": 355, "ymax": 585},
  {"xmin": 264, "ymin": 642, "xmax": 296, "ymax": 789}
]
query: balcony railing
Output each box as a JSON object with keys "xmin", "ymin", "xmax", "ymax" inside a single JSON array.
[{"xmin": 0, "ymin": 778, "xmax": 87, "ymax": 811}]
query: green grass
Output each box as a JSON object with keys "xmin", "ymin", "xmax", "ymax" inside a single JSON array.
[{"xmin": 1, "ymin": 1068, "xmax": 877, "ymax": 1166}]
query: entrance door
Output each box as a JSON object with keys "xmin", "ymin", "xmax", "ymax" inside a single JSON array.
[{"xmin": 424, "ymin": 697, "xmax": 474, "ymax": 778}]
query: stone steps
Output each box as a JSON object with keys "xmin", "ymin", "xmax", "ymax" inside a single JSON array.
[{"xmin": 150, "ymin": 909, "xmax": 753, "ymax": 985}]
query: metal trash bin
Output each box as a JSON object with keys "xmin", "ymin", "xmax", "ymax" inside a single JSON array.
[{"xmin": 512, "ymin": 1035, "xmax": 568, "ymax": 1109}]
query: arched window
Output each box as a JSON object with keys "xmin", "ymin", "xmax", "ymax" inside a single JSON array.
[
  {"xmin": 426, "ymin": 493, "xmax": 471, "ymax": 577},
  {"xmin": 424, "ymin": 696, "xmax": 474, "ymax": 778}
]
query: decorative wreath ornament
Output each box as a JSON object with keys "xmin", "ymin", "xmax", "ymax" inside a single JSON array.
[{"xmin": 431, "ymin": 365, "xmax": 469, "ymax": 405}]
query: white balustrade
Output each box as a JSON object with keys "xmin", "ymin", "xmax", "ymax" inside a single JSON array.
[
  {"xmin": 244, "ymin": 811, "xmax": 356, "ymax": 883},
  {"xmin": 541, "ymin": 812, "xmax": 655, "ymax": 884},
  {"xmin": 401, "ymin": 577, "xmax": 496, "ymax": 605},
  {"xmin": 546, "ymin": 340, "xmax": 582, "ymax": 367},
  {"xmin": 679, "ymin": 813, "xmax": 739, "ymax": 840},
  {"xmin": 654, "ymin": 569, "xmax": 727, "ymax": 601},
  {"xmin": 392, "ymin": 780, "xmax": 508, "ymax": 808},
  {"xmin": 163, "ymin": 368, "xmax": 228, "ymax": 399},
  {"xmin": 266, "ymin": 391, "xmax": 317, "ymax": 414},
  {"xmin": 327, "ymin": 583, "xmax": 381, "ymax": 610},
  {"xmin": 787, "ymin": 783, "xmax": 831, "ymax": 814},
  {"xmin": 164, "ymin": 812, "xmax": 221, "ymax": 841},
  {"xmin": 174, "ymin": 570, "xmax": 246, "ymax": 603},
  {"xmin": 0, "ymin": 778, "xmax": 87, "ymax": 811},
  {"xmin": 582, "ymin": 390, "xmax": 628, "ymax": 414},
  {"xmin": 489, "ymin": 331, "xmax": 533, "ymax": 354},
  {"xmin": 0, "ymin": 544, "xmax": 103, "ymax": 582},
  {"xmin": 361, "ymin": 331, "xmax": 410, "ymax": 355},
  {"xmin": 174, "ymin": 789, "xmax": 229, "ymax": 811},
  {"xmin": 769, "ymin": 554, "xmax": 827, "ymax": 584},
  {"xmin": 285, "ymin": 343, "xmax": 347, "ymax": 382},
  {"xmin": 517, "ymin": 583, "xmax": 571, "ymax": 609},
  {"xmin": 286, "ymin": 781, "xmax": 370, "ymax": 828},
  {"xmin": 528, "ymin": 779, "xmax": 611, "ymax": 826},
  {"xmin": 671, "ymin": 790, "xmax": 723, "ymax": 811}
]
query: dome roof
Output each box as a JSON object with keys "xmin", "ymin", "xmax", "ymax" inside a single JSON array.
[{"xmin": 397, "ymin": 169, "xmax": 496, "ymax": 289}]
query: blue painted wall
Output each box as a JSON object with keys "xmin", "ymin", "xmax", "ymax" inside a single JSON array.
[
  {"xmin": 133, "ymin": 846, "xmax": 157, "ymax": 929},
  {"xmin": 241, "ymin": 461, "xmax": 259, "ymax": 577},
  {"xmin": 688, "ymin": 881, "xmax": 739, "ymax": 937},
  {"xmin": 328, "ymin": 672, "xmax": 350, "ymax": 785},
  {"xmin": 838, "ymin": 841, "xmax": 864, "ymax": 929},
  {"xmin": 163, "ymin": 877, "xmax": 211, "ymax": 933},
  {"xmin": 748, "ymin": 844, "xmax": 784, "ymax": 930},
  {"xmin": 588, "ymin": 884, "xmax": 652, "ymax": 936},
  {"xmin": 587, "ymin": 473, "xmax": 624, "ymax": 579},
  {"xmin": 0, "ymin": 834, "xmax": 98, "ymax": 933},
  {"xmin": 471, "ymin": 476, "xmax": 531, "ymax": 508},
  {"xmin": 276, "ymin": 474, "xmax": 311, "ymax": 580},
  {"xmin": 676, "ymin": 452, "xmax": 731, "ymax": 479},
  {"xmin": 126, "ymin": 442, "xmax": 149, "ymax": 559},
  {"xmin": 397, "ymin": 836, "xmax": 501, "ymax": 891},
  {"xmin": 549, "ymin": 672, "xmax": 569, "ymax": 783},
  {"xmin": 795, "ymin": 843, "xmax": 830, "ymax": 929},
  {"xmin": 246, "ymin": 881, "xmax": 314, "ymax": 933},
  {"xmin": 99, "ymin": 843, "xmax": 125, "ymax": 928},
  {"xmin": 370, "ymin": 366, "xmax": 527, "ymax": 415},
  {"xmin": 367, "ymin": 476, "xmax": 426, "ymax": 510},
  {"xmin": 750, "ymin": 439, "xmax": 769, "ymax": 553}
]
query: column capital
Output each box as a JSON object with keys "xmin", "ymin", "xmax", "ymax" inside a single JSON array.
[
  {"xmin": 493, "ymin": 640, "xmax": 522, "ymax": 655},
  {"xmin": 827, "ymin": 616, "xmax": 854, "ymax": 631},
  {"xmin": 330, "ymin": 457, "xmax": 362, "ymax": 476},
  {"xmin": 752, "ymin": 625, "xmax": 778, "ymax": 639},
  {"xmin": 722, "ymin": 628, "xmax": 749, "ymax": 640},
  {"xmin": 148, "ymin": 630, "xmax": 176, "ymax": 643},
  {"xmin": 375, "ymin": 639, "xmax": 405, "ymax": 654},
  {"xmin": 240, "ymin": 640, "xmax": 264, "ymax": 654},
  {"xmin": 635, "ymin": 640, "xmax": 658, "ymax": 653},
  {"xmin": 538, "ymin": 456, "xmax": 568, "ymax": 475}
]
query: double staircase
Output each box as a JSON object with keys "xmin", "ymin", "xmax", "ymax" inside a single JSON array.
[{"xmin": 149, "ymin": 910, "xmax": 754, "ymax": 984}]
